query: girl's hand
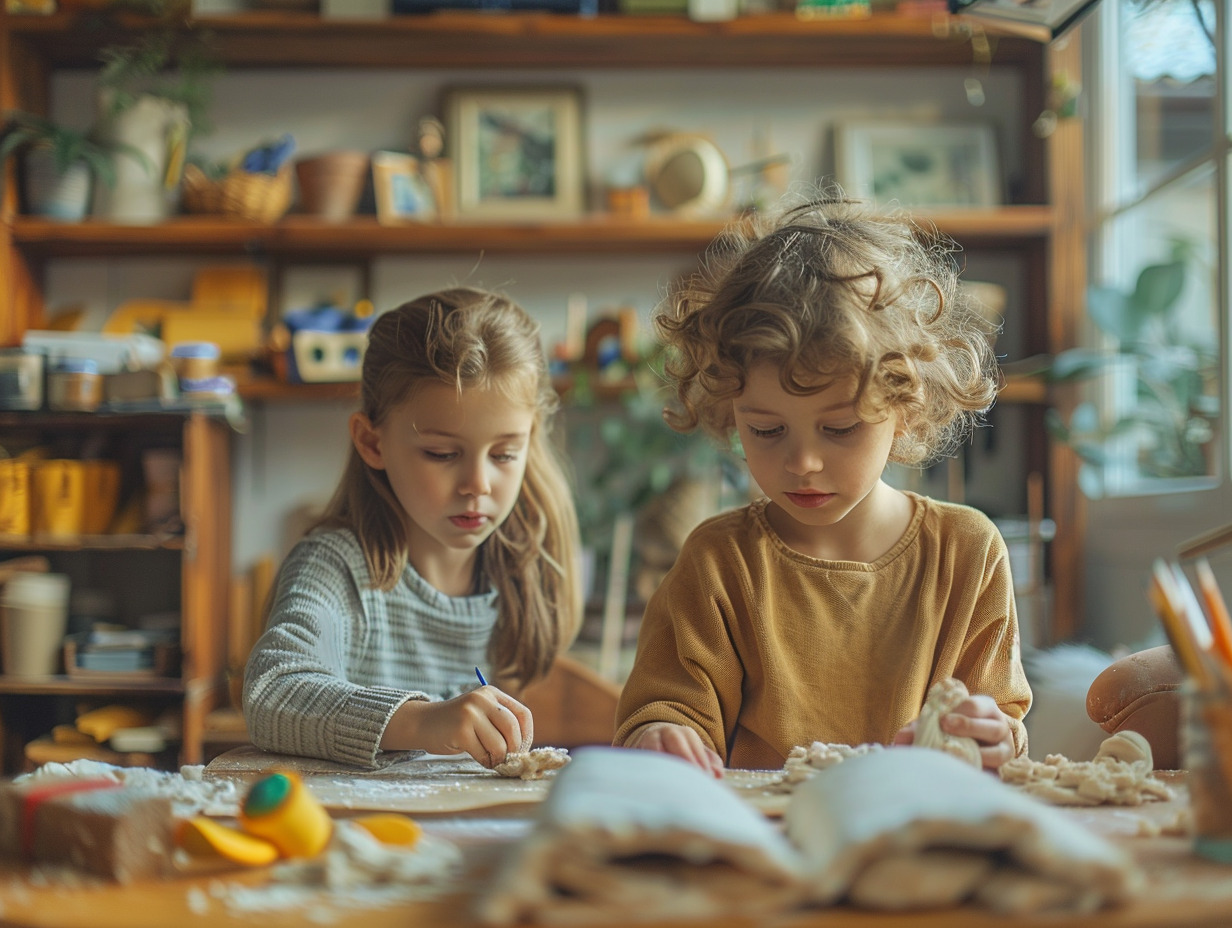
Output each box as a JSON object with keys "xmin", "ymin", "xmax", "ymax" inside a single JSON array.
[
  {"xmin": 893, "ymin": 694, "xmax": 1015, "ymax": 771},
  {"xmin": 382, "ymin": 685, "xmax": 533, "ymax": 767},
  {"xmin": 626, "ymin": 722, "xmax": 725, "ymax": 779}
]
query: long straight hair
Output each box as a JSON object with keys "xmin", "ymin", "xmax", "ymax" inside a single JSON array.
[{"xmin": 315, "ymin": 287, "xmax": 583, "ymax": 689}]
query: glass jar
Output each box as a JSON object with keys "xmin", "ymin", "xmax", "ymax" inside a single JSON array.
[
  {"xmin": 170, "ymin": 341, "xmax": 221, "ymax": 387},
  {"xmin": 1181, "ymin": 680, "xmax": 1232, "ymax": 863},
  {"xmin": 46, "ymin": 358, "xmax": 102, "ymax": 412}
]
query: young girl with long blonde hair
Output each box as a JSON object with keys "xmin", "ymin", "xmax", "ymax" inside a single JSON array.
[{"xmin": 245, "ymin": 287, "xmax": 582, "ymax": 768}]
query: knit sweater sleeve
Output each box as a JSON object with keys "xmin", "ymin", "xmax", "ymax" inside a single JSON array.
[
  {"xmin": 948, "ymin": 516, "xmax": 1032, "ymax": 758},
  {"xmin": 613, "ymin": 521, "xmax": 745, "ymax": 759},
  {"xmin": 242, "ymin": 533, "xmax": 427, "ymax": 767}
]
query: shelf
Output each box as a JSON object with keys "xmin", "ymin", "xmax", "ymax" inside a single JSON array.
[
  {"xmin": 0, "ymin": 533, "xmax": 184, "ymax": 552},
  {"xmin": 0, "ymin": 675, "xmax": 184, "ymax": 696},
  {"xmin": 235, "ymin": 375, "xmax": 358, "ymax": 402},
  {"xmin": 9, "ymin": 208, "xmax": 1054, "ymax": 259},
  {"xmin": 999, "ymin": 374, "xmax": 1047, "ymax": 405},
  {"xmin": 7, "ymin": 11, "xmax": 1041, "ymax": 70}
]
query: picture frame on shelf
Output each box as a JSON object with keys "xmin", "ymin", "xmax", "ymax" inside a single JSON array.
[
  {"xmin": 372, "ymin": 150, "xmax": 437, "ymax": 224},
  {"xmin": 446, "ymin": 86, "xmax": 585, "ymax": 219},
  {"xmin": 834, "ymin": 120, "xmax": 1002, "ymax": 209}
]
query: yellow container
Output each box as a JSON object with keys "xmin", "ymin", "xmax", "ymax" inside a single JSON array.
[
  {"xmin": 0, "ymin": 459, "xmax": 31, "ymax": 535},
  {"xmin": 31, "ymin": 460, "xmax": 85, "ymax": 538},
  {"xmin": 82, "ymin": 460, "xmax": 122, "ymax": 534}
]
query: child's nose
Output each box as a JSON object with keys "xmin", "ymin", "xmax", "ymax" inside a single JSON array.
[
  {"xmin": 784, "ymin": 441, "xmax": 823, "ymax": 476},
  {"xmin": 458, "ymin": 459, "xmax": 492, "ymax": 497}
]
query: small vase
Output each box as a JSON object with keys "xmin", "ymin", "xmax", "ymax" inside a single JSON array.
[
  {"xmin": 93, "ymin": 92, "xmax": 190, "ymax": 224},
  {"xmin": 24, "ymin": 150, "xmax": 92, "ymax": 221},
  {"xmin": 295, "ymin": 151, "xmax": 369, "ymax": 222}
]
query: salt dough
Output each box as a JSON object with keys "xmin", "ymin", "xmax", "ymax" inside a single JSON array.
[
  {"xmin": 778, "ymin": 741, "xmax": 883, "ymax": 789},
  {"xmin": 493, "ymin": 747, "xmax": 570, "ymax": 780},
  {"xmin": 998, "ymin": 731, "xmax": 1173, "ymax": 806},
  {"xmin": 786, "ymin": 748, "xmax": 1141, "ymax": 913},
  {"xmin": 914, "ymin": 677, "xmax": 982, "ymax": 768},
  {"xmin": 479, "ymin": 747, "xmax": 803, "ymax": 925},
  {"xmin": 847, "ymin": 848, "xmax": 993, "ymax": 910}
]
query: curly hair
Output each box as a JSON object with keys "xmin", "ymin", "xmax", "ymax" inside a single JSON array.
[
  {"xmin": 656, "ymin": 193, "xmax": 1000, "ymax": 466},
  {"xmin": 315, "ymin": 287, "xmax": 582, "ymax": 690}
]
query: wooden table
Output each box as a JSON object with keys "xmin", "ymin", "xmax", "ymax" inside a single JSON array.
[{"xmin": 0, "ymin": 765, "xmax": 1230, "ymax": 928}]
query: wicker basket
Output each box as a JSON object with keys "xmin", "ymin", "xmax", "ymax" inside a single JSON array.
[{"xmin": 182, "ymin": 163, "xmax": 293, "ymax": 222}]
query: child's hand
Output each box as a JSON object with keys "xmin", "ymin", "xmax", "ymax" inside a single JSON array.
[
  {"xmin": 893, "ymin": 694, "xmax": 1015, "ymax": 770},
  {"xmin": 625, "ymin": 722, "xmax": 725, "ymax": 779},
  {"xmin": 382, "ymin": 686, "xmax": 533, "ymax": 767}
]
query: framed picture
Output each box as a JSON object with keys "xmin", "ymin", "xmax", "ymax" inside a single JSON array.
[
  {"xmin": 372, "ymin": 151, "xmax": 437, "ymax": 225},
  {"xmin": 446, "ymin": 86, "xmax": 585, "ymax": 219},
  {"xmin": 834, "ymin": 121, "xmax": 1001, "ymax": 209}
]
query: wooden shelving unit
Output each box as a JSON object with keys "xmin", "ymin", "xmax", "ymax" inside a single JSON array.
[
  {"xmin": 0, "ymin": 9, "xmax": 1086, "ymax": 680},
  {"xmin": 0, "ymin": 410, "xmax": 232, "ymax": 771}
]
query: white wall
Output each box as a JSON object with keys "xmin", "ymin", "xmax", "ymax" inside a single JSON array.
[{"xmin": 45, "ymin": 64, "xmax": 1030, "ymax": 576}]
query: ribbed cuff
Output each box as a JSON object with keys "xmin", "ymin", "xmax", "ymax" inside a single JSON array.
[{"xmin": 331, "ymin": 686, "xmax": 429, "ymax": 767}]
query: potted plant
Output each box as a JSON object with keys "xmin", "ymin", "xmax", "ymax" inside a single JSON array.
[
  {"xmin": 564, "ymin": 340, "xmax": 747, "ymax": 606},
  {"xmin": 92, "ymin": 29, "xmax": 218, "ymax": 222},
  {"xmin": 0, "ymin": 111, "xmax": 132, "ymax": 220},
  {"xmin": 1045, "ymin": 239, "xmax": 1219, "ymax": 497}
]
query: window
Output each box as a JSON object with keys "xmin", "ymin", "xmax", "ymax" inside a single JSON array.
[{"xmin": 1084, "ymin": 0, "xmax": 1222, "ymax": 497}]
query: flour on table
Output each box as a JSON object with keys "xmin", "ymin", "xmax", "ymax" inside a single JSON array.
[
  {"xmin": 203, "ymin": 821, "xmax": 461, "ymax": 921},
  {"xmin": 493, "ymin": 747, "xmax": 570, "ymax": 780},
  {"xmin": 15, "ymin": 759, "xmax": 240, "ymax": 816},
  {"xmin": 998, "ymin": 731, "xmax": 1174, "ymax": 806},
  {"xmin": 914, "ymin": 677, "xmax": 982, "ymax": 768}
]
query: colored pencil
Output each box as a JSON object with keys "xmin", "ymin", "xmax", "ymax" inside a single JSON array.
[
  {"xmin": 475, "ymin": 667, "xmax": 488, "ymax": 687},
  {"xmin": 1149, "ymin": 559, "xmax": 1215, "ymax": 690},
  {"xmin": 1195, "ymin": 558, "xmax": 1232, "ymax": 669}
]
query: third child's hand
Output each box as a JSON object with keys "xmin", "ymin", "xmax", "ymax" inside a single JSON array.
[
  {"xmin": 626, "ymin": 722, "xmax": 725, "ymax": 779},
  {"xmin": 384, "ymin": 686, "xmax": 533, "ymax": 767}
]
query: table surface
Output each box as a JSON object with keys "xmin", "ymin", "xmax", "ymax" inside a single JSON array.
[{"xmin": 1, "ymin": 761, "xmax": 1230, "ymax": 928}]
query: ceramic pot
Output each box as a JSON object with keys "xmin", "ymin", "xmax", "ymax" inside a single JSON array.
[
  {"xmin": 23, "ymin": 150, "xmax": 91, "ymax": 221},
  {"xmin": 93, "ymin": 92, "xmax": 190, "ymax": 224},
  {"xmin": 295, "ymin": 151, "xmax": 369, "ymax": 222}
]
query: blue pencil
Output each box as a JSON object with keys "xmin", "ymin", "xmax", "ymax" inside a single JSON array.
[{"xmin": 475, "ymin": 667, "xmax": 488, "ymax": 686}]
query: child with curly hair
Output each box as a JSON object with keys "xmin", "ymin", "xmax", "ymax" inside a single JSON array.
[{"xmin": 613, "ymin": 194, "xmax": 1031, "ymax": 777}]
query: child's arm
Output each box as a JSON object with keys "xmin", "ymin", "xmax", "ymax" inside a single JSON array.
[
  {"xmin": 613, "ymin": 530, "xmax": 742, "ymax": 776},
  {"xmin": 912, "ymin": 518, "xmax": 1031, "ymax": 768},
  {"xmin": 380, "ymin": 684, "xmax": 533, "ymax": 767},
  {"xmin": 624, "ymin": 721, "xmax": 725, "ymax": 778}
]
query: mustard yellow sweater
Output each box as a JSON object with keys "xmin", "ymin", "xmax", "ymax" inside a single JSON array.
[{"xmin": 614, "ymin": 492, "xmax": 1031, "ymax": 769}]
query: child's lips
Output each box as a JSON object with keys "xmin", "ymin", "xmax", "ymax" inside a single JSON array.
[
  {"xmin": 450, "ymin": 512, "xmax": 489, "ymax": 529},
  {"xmin": 784, "ymin": 490, "xmax": 835, "ymax": 509}
]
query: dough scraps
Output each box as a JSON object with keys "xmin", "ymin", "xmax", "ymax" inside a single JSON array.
[
  {"xmin": 998, "ymin": 731, "xmax": 1174, "ymax": 806},
  {"xmin": 914, "ymin": 677, "xmax": 982, "ymax": 768},
  {"xmin": 777, "ymin": 741, "xmax": 884, "ymax": 789},
  {"xmin": 493, "ymin": 747, "xmax": 570, "ymax": 780}
]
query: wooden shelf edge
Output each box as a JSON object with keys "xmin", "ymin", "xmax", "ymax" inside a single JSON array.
[
  {"xmin": 0, "ymin": 533, "xmax": 185, "ymax": 552},
  {"xmin": 9, "ymin": 207, "xmax": 1054, "ymax": 258},
  {"xmin": 5, "ymin": 11, "xmax": 1041, "ymax": 69},
  {"xmin": 0, "ymin": 675, "xmax": 185, "ymax": 696}
]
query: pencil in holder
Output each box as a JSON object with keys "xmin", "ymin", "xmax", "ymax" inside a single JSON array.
[{"xmin": 1181, "ymin": 679, "xmax": 1232, "ymax": 863}]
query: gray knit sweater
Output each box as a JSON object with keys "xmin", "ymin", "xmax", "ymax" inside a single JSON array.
[{"xmin": 242, "ymin": 529, "xmax": 499, "ymax": 767}]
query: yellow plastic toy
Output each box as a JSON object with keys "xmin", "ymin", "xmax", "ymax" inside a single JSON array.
[
  {"xmin": 237, "ymin": 771, "xmax": 333, "ymax": 858},
  {"xmin": 177, "ymin": 816, "xmax": 280, "ymax": 867}
]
